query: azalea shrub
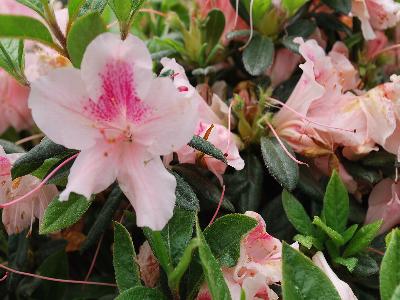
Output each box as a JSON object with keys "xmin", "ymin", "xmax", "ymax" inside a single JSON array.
[{"xmin": 1, "ymin": 0, "xmax": 400, "ymax": 299}]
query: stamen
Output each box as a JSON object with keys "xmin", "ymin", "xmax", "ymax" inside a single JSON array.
[
  {"xmin": 0, "ymin": 153, "xmax": 79, "ymax": 209},
  {"xmin": 269, "ymin": 97, "xmax": 355, "ymax": 133},
  {"xmin": 0, "ymin": 263, "xmax": 116, "ymax": 287},
  {"xmin": 138, "ymin": 8, "xmax": 167, "ymax": 17},
  {"xmin": 224, "ymin": 101, "xmax": 234, "ymax": 156},
  {"xmin": 84, "ymin": 235, "xmax": 104, "ymax": 282},
  {"xmin": 239, "ymin": 0, "xmax": 254, "ymax": 51},
  {"xmin": 209, "ymin": 185, "xmax": 226, "ymax": 226},
  {"xmin": 15, "ymin": 133, "xmax": 45, "ymax": 145},
  {"xmin": 234, "ymin": 0, "xmax": 240, "ymax": 29},
  {"xmin": 265, "ymin": 121, "xmax": 309, "ymax": 166},
  {"xmin": 0, "ymin": 272, "xmax": 8, "ymax": 282},
  {"xmin": 372, "ymin": 43, "xmax": 400, "ymax": 59}
]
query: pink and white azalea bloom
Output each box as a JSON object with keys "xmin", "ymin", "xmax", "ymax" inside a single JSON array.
[
  {"xmin": 352, "ymin": 0, "xmax": 400, "ymax": 40},
  {"xmin": 366, "ymin": 31, "xmax": 388, "ymax": 59},
  {"xmin": 137, "ymin": 241, "xmax": 160, "ymax": 287},
  {"xmin": 29, "ymin": 33, "xmax": 198, "ymax": 230},
  {"xmin": 0, "ymin": 0, "xmax": 37, "ymax": 17},
  {"xmin": 267, "ymin": 48, "xmax": 301, "ymax": 87},
  {"xmin": 365, "ymin": 178, "xmax": 400, "ymax": 233},
  {"xmin": 312, "ymin": 252, "xmax": 358, "ymax": 300},
  {"xmin": 161, "ymin": 58, "xmax": 244, "ymax": 179},
  {"xmin": 0, "ymin": 146, "xmax": 58, "ymax": 235}
]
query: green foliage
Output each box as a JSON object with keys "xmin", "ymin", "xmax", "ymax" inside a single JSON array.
[
  {"xmin": 260, "ymin": 136, "xmax": 299, "ymax": 191},
  {"xmin": 188, "ymin": 135, "xmax": 227, "ymax": 164},
  {"xmin": 113, "ymin": 222, "xmax": 141, "ymax": 292},
  {"xmin": 67, "ymin": 12, "xmax": 106, "ymax": 68},
  {"xmin": 381, "ymin": 229, "xmax": 400, "ymax": 300},
  {"xmin": 203, "ymin": 9, "xmax": 225, "ymax": 52},
  {"xmin": 282, "ymin": 0, "xmax": 310, "ymax": 16},
  {"xmin": 242, "ymin": 35, "xmax": 274, "ymax": 76},
  {"xmin": 172, "ymin": 172, "xmax": 200, "ymax": 211},
  {"xmin": 0, "ymin": 139, "xmax": 25, "ymax": 153},
  {"xmin": 116, "ymin": 286, "xmax": 167, "ymax": 300},
  {"xmin": 282, "ymin": 190, "xmax": 313, "ymax": 236},
  {"xmin": 16, "ymin": 0, "xmax": 45, "ymax": 17},
  {"xmin": 343, "ymin": 220, "xmax": 382, "ymax": 257},
  {"xmin": 282, "ymin": 243, "xmax": 341, "ymax": 300},
  {"xmin": 0, "ymin": 39, "xmax": 27, "ymax": 85},
  {"xmin": 321, "ymin": 0, "xmax": 352, "ymax": 14},
  {"xmin": 39, "ymin": 193, "xmax": 92, "ymax": 234}
]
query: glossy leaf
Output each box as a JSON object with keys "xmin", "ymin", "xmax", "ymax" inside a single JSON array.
[
  {"xmin": 282, "ymin": 190, "xmax": 313, "ymax": 236},
  {"xmin": 343, "ymin": 220, "xmax": 382, "ymax": 257},
  {"xmin": 380, "ymin": 229, "xmax": 400, "ymax": 300}
]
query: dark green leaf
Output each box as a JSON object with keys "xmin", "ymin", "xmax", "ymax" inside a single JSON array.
[
  {"xmin": 260, "ymin": 136, "xmax": 299, "ymax": 191},
  {"xmin": 342, "ymin": 224, "xmax": 358, "ymax": 244},
  {"xmin": 188, "ymin": 135, "xmax": 227, "ymax": 164},
  {"xmin": 342, "ymin": 160, "xmax": 381, "ymax": 184},
  {"xmin": 172, "ymin": 172, "xmax": 200, "ymax": 211},
  {"xmin": 286, "ymin": 19, "xmax": 316, "ymax": 37},
  {"xmin": 353, "ymin": 253, "xmax": 379, "ymax": 277},
  {"xmin": 203, "ymin": 9, "xmax": 225, "ymax": 52},
  {"xmin": 282, "ymin": 190, "xmax": 313, "ymax": 236},
  {"xmin": 0, "ymin": 39, "xmax": 27, "ymax": 84},
  {"xmin": 79, "ymin": 0, "xmax": 108, "ymax": 16},
  {"xmin": 109, "ymin": 0, "xmax": 132, "ymax": 22},
  {"xmin": 282, "ymin": 0, "xmax": 310, "ymax": 16},
  {"xmin": 243, "ymin": 35, "xmax": 274, "ymax": 76},
  {"xmin": 0, "ymin": 139, "xmax": 24, "ymax": 153},
  {"xmin": 322, "ymin": 170, "xmax": 349, "ymax": 233},
  {"xmin": 0, "ymin": 16, "xmax": 53, "ymax": 47},
  {"xmin": 204, "ymin": 214, "xmax": 257, "ymax": 267},
  {"xmin": 11, "ymin": 137, "xmax": 74, "ymax": 179},
  {"xmin": 343, "ymin": 220, "xmax": 382, "ymax": 257},
  {"xmin": 115, "ymin": 286, "xmax": 167, "ymax": 300},
  {"xmin": 82, "ymin": 186, "xmax": 124, "ymax": 252},
  {"xmin": 161, "ymin": 208, "xmax": 196, "ymax": 266},
  {"xmin": 321, "ymin": 0, "xmax": 351, "ymax": 14},
  {"xmin": 16, "ymin": 0, "xmax": 45, "ymax": 17},
  {"xmin": 39, "ymin": 193, "xmax": 92, "ymax": 234},
  {"xmin": 143, "ymin": 228, "xmax": 173, "ymax": 274},
  {"xmin": 67, "ymin": 12, "xmax": 106, "ymax": 68},
  {"xmin": 113, "ymin": 222, "xmax": 141, "ymax": 292},
  {"xmin": 68, "ymin": 0, "xmax": 86, "ymax": 20},
  {"xmin": 380, "ymin": 229, "xmax": 400, "ymax": 300},
  {"xmin": 361, "ymin": 151, "xmax": 396, "ymax": 168},
  {"xmin": 312, "ymin": 216, "xmax": 344, "ymax": 246},
  {"xmin": 196, "ymin": 219, "xmax": 231, "ymax": 300},
  {"xmin": 282, "ymin": 243, "xmax": 341, "ymax": 300}
]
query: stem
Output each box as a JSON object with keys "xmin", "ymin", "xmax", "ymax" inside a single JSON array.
[{"xmin": 43, "ymin": 2, "xmax": 68, "ymax": 58}]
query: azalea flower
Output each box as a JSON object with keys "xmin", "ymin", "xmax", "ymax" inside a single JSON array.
[
  {"xmin": 312, "ymin": 252, "xmax": 358, "ymax": 300},
  {"xmin": 365, "ymin": 178, "xmax": 400, "ymax": 233},
  {"xmin": 0, "ymin": 146, "xmax": 58, "ymax": 235},
  {"xmin": 161, "ymin": 58, "xmax": 244, "ymax": 180},
  {"xmin": 29, "ymin": 33, "xmax": 198, "ymax": 230},
  {"xmin": 267, "ymin": 48, "xmax": 301, "ymax": 87}
]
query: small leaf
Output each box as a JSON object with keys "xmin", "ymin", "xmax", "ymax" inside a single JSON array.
[
  {"xmin": 242, "ymin": 35, "xmax": 274, "ymax": 76},
  {"xmin": 282, "ymin": 243, "xmax": 341, "ymax": 300},
  {"xmin": 343, "ymin": 220, "xmax": 382, "ymax": 257},
  {"xmin": 68, "ymin": 0, "xmax": 86, "ymax": 21},
  {"xmin": 282, "ymin": 0, "xmax": 310, "ymax": 16},
  {"xmin": 67, "ymin": 12, "xmax": 106, "ymax": 68},
  {"xmin": 188, "ymin": 135, "xmax": 227, "ymax": 163},
  {"xmin": 0, "ymin": 39, "xmax": 27, "ymax": 84},
  {"xmin": 334, "ymin": 256, "xmax": 358, "ymax": 272},
  {"xmin": 113, "ymin": 222, "xmax": 141, "ymax": 292},
  {"xmin": 312, "ymin": 216, "xmax": 344, "ymax": 246},
  {"xmin": 82, "ymin": 186, "xmax": 124, "ymax": 252},
  {"xmin": 294, "ymin": 234, "xmax": 314, "ymax": 249},
  {"xmin": 172, "ymin": 172, "xmax": 200, "ymax": 211},
  {"xmin": 204, "ymin": 214, "xmax": 257, "ymax": 267},
  {"xmin": 115, "ymin": 286, "xmax": 166, "ymax": 300},
  {"xmin": 342, "ymin": 224, "xmax": 359, "ymax": 244},
  {"xmin": 196, "ymin": 219, "xmax": 232, "ymax": 300},
  {"xmin": 79, "ymin": 0, "xmax": 108, "ymax": 16},
  {"xmin": 321, "ymin": 0, "xmax": 352, "ymax": 14},
  {"xmin": 380, "ymin": 229, "xmax": 400, "ymax": 300},
  {"xmin": 109, "ymin": 0, "xmax": 133, "ymax": 22},
  {"xmin": 282, "ymin": 190, "xmax": 313, "ymax": 236},
  {"xmin": 0, "ymin": 139, "xmax": 24, "ymax": 154},
  {"xmin": 353, "ymin": 253, "xmax": 379, "ymax": 277},
  {"xmin": 11, "ymin": 137, "xmax": 75, "ymax": 179},
  {"xmin": 39, "ymin": 193, "xmax": 92, "ymax": 234},
  {"xmin": 260, "ymin": 136, "xmax": 299, "ymax": 191},
  {"xmin": 322, "ymin": 170, "xmax": 349, "ymax": 233},
  {"xmin": 0, "ymin": 16, "xmax": 53, "ymax": 47},
  {"xmin": 203, "ymin": 9, "xmax": 225, "ymax": 52},
  {"xmin": 142, "ymin": 229, "xmax": 173, "ymax": 274}
]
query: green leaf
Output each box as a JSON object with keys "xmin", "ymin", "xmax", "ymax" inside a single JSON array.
[
  {"xmin": 353, "ymin": 253, "xmax": 379, "ymax": 277},
  {"xmin": 0, "ymin": 15, "xmax": 53, "ymax": 47},
  {"xmin": 294, "ymin": 234, "xmax": 314, "ymax": 249},
  {"xmin": 391, "ymin": 284, "xmax": 400, "ymax": 300},
  {"xmin": 188, "ymin": 135, "xmax": 227, "ymax": 164},
  {"xmin": 203, "ymin": 9, "xmax": 225, "ymax": 52},
  {"xmin": 196, "ymin": 219, "xmax": 231, "ymax": 300},
  {"xmin": 109, "ymin": 0, "xmax": 132, "ymax": 22},
  {"xmin": 79, "ymin": 0, "xmax": 108, "ymax": 16},
  {"xmin": 322, "ymin": 170, "xmax": 349, "ymax": 233},
  {"xmin": 260, "ymin": 136, "xmax": 299, "ymax": 191},
  {"xmin": 343, "ymin": 220, "xmax": 382, "ymax": 257},
  {"xmin": 143, "ymin": 228, "xmax": 173, "ymax": 274},
  {"xmin": 282, "ymin": 190, "xmax": 313, "ymax": 236},
  {"xmin": 82, "ymin": 186, "xmax": 124, "ymax": 252},
  {"xmin": 67, "ymin": 12, "xmax": 106, "ymax": 68},
  {"xmin": 0, "ymin": 39, "xmax": 27, "ymax": 84},
  {"xmin": 242, "ymin": 35, "xmax": 274, "ymax": 76},
  {"xmin": 342, "ymin": 224, "xmax": 359, "ymax": 244},
  {"xmin": 312, "ymin": 216, "xmax": 344, "ymax": 246},
  {"xmin": 282, "ymin": 0, "xmax": 310, "ymax": 16},
  {"xmin": 381, "ymin": 229, "xmax": 400, "ymax": 300},
  {"xmin": 361, "ymin": 151, "xmax": 395, "ymax": 168},
  {"xmin": 11, "ymin": 137, "xmax": 74, "ymax": 179},
  {"xmin": 321, "ymin": 0, "xmax": 352, "ymax": 14},
  {"xmin": 161, "ymin": 208, "xmax": 196, "ymax": 266},
  {"xmin": 68, "ymin": 0, "xmax": 86, "ymax": 21},
  {"xmin": 0, "ymin": 139, "xmax": 24, "ymax": 154},
  {"xmin": 334, "ymin": 256, "xmax": 358, "ymax": 272},
  {"xmin": 16, "ymin": 0, "xmax": 45, "ymax": 17},
  {"xmin": 115, "ymin": 286, "xmax": 167, "ymax": 300},
  {"xmin": 204, "ymin": 214, "xmax": 257, "ymax": 267},
  {"xmin": 172, "ymin": 172, "xmax": 200, "ymax": 211},
  {"xmin": 113, "ymin": 222, "xmax": 141, "ymax": 292},
  {"xmin": 282, "ymin": 243, "xmax": 341, "ymax": 300},
  {"xmin": 39, "ymin": 193, "xmax": 92, "ymax": 234}
]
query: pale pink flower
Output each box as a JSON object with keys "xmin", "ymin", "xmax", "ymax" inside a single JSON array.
[
  {"xmin": 365, "ymin": 178, "xmax": 400, "ymax": 233},
  {"xmin": 137, "ymin": 241, "xmax": 160, "ymax": 287},
  {"xmin": 267, "ymin": 48, "xmax": 301, "ymax": 87},
  {"xmin": 29, "ymin": 33, "xmax": 198, "ymax": 230},
  {"xmin": 197, "ymin": 0, "xmax": 249, "ymax": 45},
  {"xmin": 0, "ymin": 146, "xmax": 58, "ymax": 235},
  {"xmin": 312, "ymin": 252, "xmax": 358, "ymax": 300},
  {"xmin": 352, "ymin": 0, "xmax": 400, "ymax": 40},
  {"xmin": 161, "ymin": 58, "xmax": 244, "ymax": 179},
  {"xmin": 0, "ymin": 0, "xmax": 37, "ymax": 17},
  {"xmin": 365, "ymin": 31, "xmax": 388, "ymax": 59}
]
